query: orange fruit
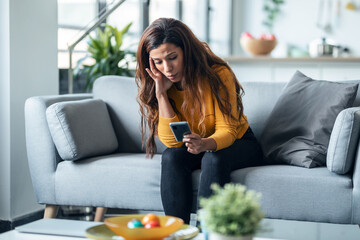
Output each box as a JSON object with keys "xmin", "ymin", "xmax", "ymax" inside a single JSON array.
[{"xmin": 141, "ymin": 213, "xmax": 160, "ymax": 226}]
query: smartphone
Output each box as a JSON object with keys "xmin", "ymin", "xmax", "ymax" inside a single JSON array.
[{"xmin": 169, "ymin": 121, "xmax": 191, "ymax": 142}]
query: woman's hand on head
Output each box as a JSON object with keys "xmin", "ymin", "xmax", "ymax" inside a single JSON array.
[{"xmin": 146, "ymin": 57, "xmax": 173, "ymax": 99}]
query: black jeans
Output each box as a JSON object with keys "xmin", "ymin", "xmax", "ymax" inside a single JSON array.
[{"xmin": 160, "ymin": 128, "xmax": 264, "ymax": 223}]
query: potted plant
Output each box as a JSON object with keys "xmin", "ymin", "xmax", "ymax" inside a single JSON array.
[
  {"xmin": 74, "ymin": 22, "xmax": 136, "ymax": 91},
  {"xmin": 198, "ymin": 184, "xmax": 264, "ymax": 240}
]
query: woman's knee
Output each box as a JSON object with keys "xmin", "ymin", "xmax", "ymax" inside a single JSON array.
[
  {"xmin": 201, "ymin": 152, "xmax": 230, "ymax": 171},
  {"xmin": 162, "ymin": 147, "xmax": 187, "ymax": 168}
]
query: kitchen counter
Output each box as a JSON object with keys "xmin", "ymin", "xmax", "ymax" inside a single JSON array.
[
  {"xmin": 225, "ymin": 55, "xmax": 360, "ymax": 83},
  {"xmin": 224, "ymin": 55, "xmax": 360, "ymax": 63}
]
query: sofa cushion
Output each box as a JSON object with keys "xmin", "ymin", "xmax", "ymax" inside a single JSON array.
[
  {"xmin": 327, "ymin": 107, "xmax": 360, "ymax": 174},
  {"xmin": 260, "ymin": 71, "xmax": 359, "ymax": 168},
  {"xmin": 231, "ymin": 165, "xmax": 353, "ymax": 223},
  {"xmin": 46, "ymin": 99, "xmax": 118, "ymax": 161},
  {"xmin": 55, "ymin": 153, "xmax": 200, "ymax": 212}
]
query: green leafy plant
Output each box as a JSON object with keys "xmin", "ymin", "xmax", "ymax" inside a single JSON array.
[
  {"xmin": 262, "ymin": 0, "xmax": 285, "ymax": 33},
  {"xmin": 199, "ymin": 183, "xmax": 264, "ymax": 236},
  {"xmin": 74, "ymin": 22, "xmax": 136, "ymax": 91}
]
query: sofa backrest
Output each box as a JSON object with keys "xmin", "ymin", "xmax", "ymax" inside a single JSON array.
[
  {"xmin": 93, "ymin": 76, "xmax": 167, "ymax": 154},
  {"xmin": 93, "ymin": 76, "xmax": 360, "ymax": 153},
  {"xmin": 241, "ymin": 81, "xmax": 286, "ymax": 140}
]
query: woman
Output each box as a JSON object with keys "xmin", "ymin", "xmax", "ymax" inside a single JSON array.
[{"xmin": 135, "ymin": 18, "xmax": 263, "ymax": 224}]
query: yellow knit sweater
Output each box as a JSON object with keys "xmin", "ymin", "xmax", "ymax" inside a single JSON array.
[{"xmin": 157, "ymin": 66, "xmax": 249, "ymax": 151}]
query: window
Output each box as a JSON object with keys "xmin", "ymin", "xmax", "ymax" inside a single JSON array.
[
  {"xmin": 186, "ymin": 0, "xmax": 232, "ymax": 57},
  {"xmin": 58, "ymin": 0, "xmax": 99, "ymax": 69},
  {"xmin": 58, "ymin": 0, "xmax": 141, "ymax": 69},
  {"xmin": 106, "ymin": 0, "xmax": 141, "ymax": 52},
  {"xmin": 58, "ymin": 0, "xmax": 232, "ymax": 68},
  {"xmin": 153, "ymin": 0, "xmax": 232, "ymax": 56},
  {"xmin": 150, "ymin": 0, "xmax": 178, "ymax": 21},
  {"xmin": 182, "ymin": 0, "xmax": 207, "ymax": 41},
  {"xmin": 57, "ymin": 0, "xmax": 233, "ymax": 93},
  {"xmin": 209, "ymin": 0, "xmax": 232, "ymax": 56}
]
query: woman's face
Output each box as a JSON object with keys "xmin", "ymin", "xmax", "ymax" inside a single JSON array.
[{"xmin": 149, "ymin": 43, "xmax": 184, "ymax": 84}]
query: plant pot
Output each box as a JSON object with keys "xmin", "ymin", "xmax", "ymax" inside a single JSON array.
[{"xmin": 209, "ymin": 232, "xmax": 253, "ymax": 240}]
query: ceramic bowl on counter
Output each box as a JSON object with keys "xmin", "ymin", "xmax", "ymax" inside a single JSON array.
[{"xmin": 240, "ymin": 37, "xmax": 277, "ymax": 56}]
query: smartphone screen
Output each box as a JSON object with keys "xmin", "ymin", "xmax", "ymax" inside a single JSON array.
[{"xmin": 169, "ymin": 121, "xmax": 191, "ymax": 142}]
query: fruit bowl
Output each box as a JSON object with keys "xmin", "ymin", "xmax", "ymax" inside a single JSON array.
[
  {"xmin": 240, "ymin": 37, "xmax": 277, "ymax": 56},
  {"xmin": 104, "ymin": 214, "xmax": 184, "ymax": 240}
]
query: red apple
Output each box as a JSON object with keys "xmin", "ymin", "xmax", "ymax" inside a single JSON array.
[
  {"xmin": 259, "ymin": 34, "xmax": 276, "ymax": 40},
  {"xmin": 266, "ymin": 34, "xmax": 276, "ymax": 40},
  {"xmin": 259, "ymin": 34, "xmax": 268, "ymax": 40},
  {"xmin": 241, "ymin": 32, "xmax": 254, "ymax": 39}
]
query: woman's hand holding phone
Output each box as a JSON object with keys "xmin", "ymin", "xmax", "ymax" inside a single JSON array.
[
  {"xmin": 182, "ymin": 133, "xmax": 207, "ymax": 154},
  {"xmin": 146, "ymin": 57, "xmax": 173, "ymax": 99},
  {"xmin": 183, "ymin": 135, "xmax": 217, "ymax": 154}
]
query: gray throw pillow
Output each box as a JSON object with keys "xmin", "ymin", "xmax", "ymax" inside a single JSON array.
[
  {"xmin": 46, "ymin": 99, "xmax": 118, "ymax": 161},
  {"xmin": 260, "ymin": 71, "xmax": 359, "ymax": 168},
  {"xmin": 327, "ymin": 107, "xmax": 360, "ymax": 174}
]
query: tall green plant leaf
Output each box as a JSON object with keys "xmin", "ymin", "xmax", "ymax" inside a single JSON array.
[
  {"xmin": 74, "ymin": 22, "xmax": 136, "ymax": 91},
  {"xmin": 114, "ymin": 22, "xmax": 132, "ymax": 50}
]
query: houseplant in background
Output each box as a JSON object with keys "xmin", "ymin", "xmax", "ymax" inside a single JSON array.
[
  {"xmin": 74, "ymin": 22, "xmax": 136, "ymax": 91},
  {"xmin": 262, "ymin": 0, "xmax": 285, "ymax": 34},
  {"xmin": 199, "ymin": 184, "xmax": 264, "ymax": 240}
]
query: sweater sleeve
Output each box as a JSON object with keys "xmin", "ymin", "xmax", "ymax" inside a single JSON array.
[
  {"xmin": 158, "ymin": 114, "xmax": 184, "ymax": 148},
  {"xmin": 208, "ymin": 67, "xmax": 247, "ymax": 151}
]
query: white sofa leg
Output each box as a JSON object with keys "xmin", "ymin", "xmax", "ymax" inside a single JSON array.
[
  {"xmin": 44, "ymin": 204, "xmax": 59, "ymax": 218},
  {"xmin": 94, "ymin": 207, "xmax": 107, "ymax": 222}
]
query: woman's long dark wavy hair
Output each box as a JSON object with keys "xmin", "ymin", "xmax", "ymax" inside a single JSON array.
[{"xmin": 135, "ymin": 18, "xmax": 244, "ymax": 158}]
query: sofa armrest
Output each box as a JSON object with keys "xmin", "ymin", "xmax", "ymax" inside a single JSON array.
[
  {"xmin": 25, "ymin": 94, "xmax": 92, "ymax": 204},
  {"xmin": 351, "ymin": 142, "xmax": 360, "ymax": 223}
]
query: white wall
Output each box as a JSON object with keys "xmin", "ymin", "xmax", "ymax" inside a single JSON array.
[
  {"xmin": 235, "ymin": 0, "xmax": 360, "ymax": 56},
  {"xmin": 0, "ymin": 0, "xmax": 11, "ymax": 221},
  {"xmin": 0, "ymin": 0, "xmax": 58, "ymax": 220}
]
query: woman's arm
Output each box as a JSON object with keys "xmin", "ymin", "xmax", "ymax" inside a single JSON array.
[
  {"xmin": 157, "ymin": 94, "xmax": 175, "ymax": 118},
  {"xmin": 156, "ymin": 92, "xmax": 185, "ymax": 148},
  {"xmin": 183, "ymin": 67, "xmax": 242, "ymax": 154},
  {"xmin": 146, "ymin": 57, "xmax": 182, "ymax": 147},
  {"xmin": 208, "ymin": 67, "xmax": 248, "ymax": 151}
]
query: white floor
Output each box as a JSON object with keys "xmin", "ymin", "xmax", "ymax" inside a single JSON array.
[{"xmin": 254, "ymin": 219, "xmax": 360, "ymax": 240}]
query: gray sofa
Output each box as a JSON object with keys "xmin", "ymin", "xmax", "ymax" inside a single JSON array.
[{"xmin": 25, "ymin": 76, "xmax": 360, "ymax": 225}]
